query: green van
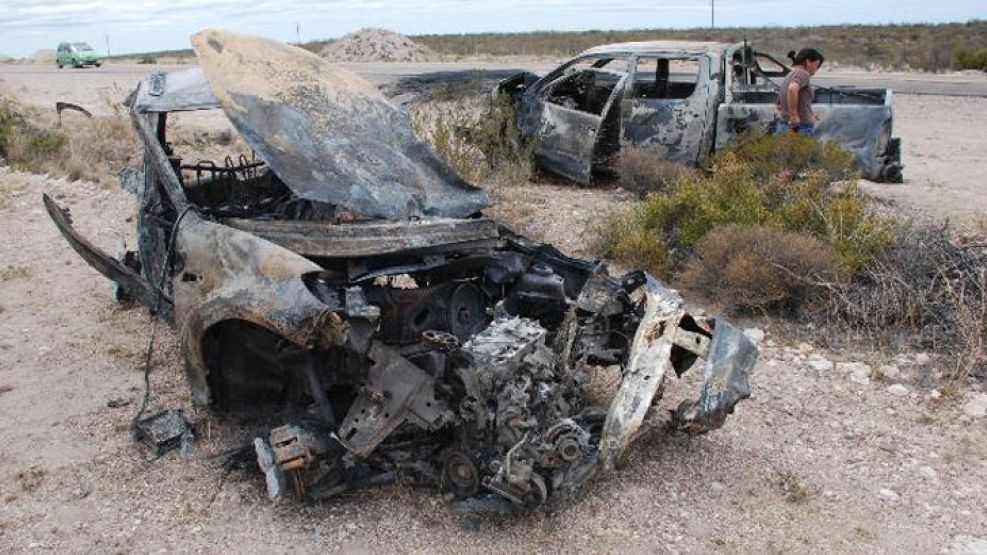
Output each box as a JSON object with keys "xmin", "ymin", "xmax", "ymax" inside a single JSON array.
[{"xmin": 56, "ymin": 42, "xmax": 102, "ymax": 68}]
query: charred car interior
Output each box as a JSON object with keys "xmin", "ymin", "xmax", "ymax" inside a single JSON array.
[
  {"xmin": 498, "ymin": 40, "xmax": 903, "ymax": 184},
  {"xmin": 44, "ymin": 30, "xmax": 757, "ymax": 514}
]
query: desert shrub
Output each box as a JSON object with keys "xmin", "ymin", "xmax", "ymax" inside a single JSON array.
[
  {"xmin": 411, "ymin": 95, "xmax": 535, "ymax": 187},
  {"xmin": 137, "ymin": 56, "xmax": 157, "ymax": 64},
  {"xmin": 680, "ymin": 224, "xmax": 841, "ymax": 313},
  {"xmin": 598, "ymin": 134, "xmax": 889, "ymax": 277},
  {"xmin": 823, "ymin": 223, "xmax": 986, "ymax": 379},
  {"xmin": 717, "ymin": 131, "xmax": 857, "ymax": 183},
  {"xmin": 953, "ymin": 47, "xmax": 987, "ymax": 71},
  {"xmin": 0, "ymin": 96, "xmax": 69, "ymax": 171},
  {"xmin": 616, "ymin": 146, "xmax": 695, "ymax": 194},
  {"xmin": 0, "ymin": 92, "xmax": 136, "ymax": 185}
]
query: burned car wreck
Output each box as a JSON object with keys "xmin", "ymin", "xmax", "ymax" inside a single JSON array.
[
  {"xmin": 45, "ymin": 30, "xmax": 756, "ymax": 513},
  {"xmin": 497, "ymin": 41, "xmax": 903, "ymax": 184}
]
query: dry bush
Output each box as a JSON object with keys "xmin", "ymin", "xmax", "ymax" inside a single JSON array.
[
  {"xmin": 680, "ymin": 224, "xmax": 840, "ymax": 313},
  {"xmin": 0, "ymin": 91, "xmax": 138, "ymax": 186},
  {"xmin": 410, "ymin": 95, "xmax": 535, "ymax": 187},
  {"xmin": 823, "ymin": 224, "xmax": 986, "ymax": 380},
  {"xmin": 616, "ymin": 146, "xmax": 694, "ymax": 194}
]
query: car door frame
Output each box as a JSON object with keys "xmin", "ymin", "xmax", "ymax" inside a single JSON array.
[
  {"xmin": 619, "ymin": 52, "xmax": 723, "ymax": 166},
  {"xmin": 519, "ymin": 55, "xmax": 629, "ymax": 184}
]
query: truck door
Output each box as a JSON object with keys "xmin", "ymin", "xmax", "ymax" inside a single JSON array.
[
  {"xmin": 620, "ymin": 54, "xmax": 722, "ymax": 165},
  {"xmin": 522, "ymin": 57, "xmax": 628, "ymax": 183}
]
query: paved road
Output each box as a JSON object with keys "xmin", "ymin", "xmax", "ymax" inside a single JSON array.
[{"xmin": 2, "ymin": 62, "xmax": 986, "ymax": 112}]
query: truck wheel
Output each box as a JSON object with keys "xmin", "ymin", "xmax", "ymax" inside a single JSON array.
[{"xmin": 57, "ymin": 64, "xmax": 63, "ymax": 69}]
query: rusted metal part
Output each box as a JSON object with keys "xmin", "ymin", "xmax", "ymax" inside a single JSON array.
[
  {"xmin": 337, "ymin": 342, "xmax": 445, "ymax": 456},
  {"xmin": 222, "ymin": 217, "xmax": 500, "ymax": 258},
  {"xmin": 42, "ymin": 194, "xmax": 173, "ymax": 321},
  {"xmin": 597, "ymin": 276, "xmax": 684, "ymax": 470},
  {"xmin": 55, "ymin": 101, "xmax": 92, "ymax": 127},
  {"xmin": 673, "ymin": 320, "xmax": 757, "ymax": 435},
  {"xmin": 191, "ymin": 29, "xmax": 489, "ymax": 220}
]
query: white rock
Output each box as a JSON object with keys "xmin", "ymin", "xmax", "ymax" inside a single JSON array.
[
  {"xmin": 743, "ymin": 328, "xmax": 765, "ymax": 344},
  {"xmin": 945, "ymin": 535, "xmax": 987, "ymax": 555},
  {"xmin": 918, "ymin": 466, "xmax": 937, "ymax": 479},
  {"xmin": 849, "ymin": 366, "xmax": 872, "ymax": 385},
  {"xmin": 878, "ymin": 364, "xmax": 901, "ymax": 380},
  {"xmin": 914, "ymin": 353, "xmax": 931, "ymax": 365},
  {"xmin": 962, "ymin": 393, "xmax": 987, "ymax": 419},
  {"xmin": 878, "ymin": 488, "xmax": 899, "ymax": 500},
  {"xmin": 808, "ymin": 358, "xmax": 834, "ymax": 372},
  {"xmin": 887, "ymin": 384, "xmax": 909, "ymax": 397},
  {"xmin": 797, "ymin": 342, "xmax": 814, "ymax": 353},
  {"xmin": 930, "ymin": 389, "xmax": 942, "ymax": 400}
]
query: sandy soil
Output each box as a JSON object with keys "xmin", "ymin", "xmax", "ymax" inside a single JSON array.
[
  {"xmin": 0, "ymin": 63, "xmax": 986, "ymax": 553},
  {"xmin": 1, "ymin": 171, "xmax": 985, "ymax": 554}
]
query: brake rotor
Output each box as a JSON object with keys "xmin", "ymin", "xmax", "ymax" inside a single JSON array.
[{"xmin": 440, "ymin": 449, "xmax": 480, "ymax": 499}]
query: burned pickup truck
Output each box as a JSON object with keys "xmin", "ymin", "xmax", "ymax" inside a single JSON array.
[
  {"xmin": 497, "ymin": 41, "xmax": 903, "ymax": 184},
  {"xmin": 45, "ymin": 30, "xmax": 756, "ymax": 513}
]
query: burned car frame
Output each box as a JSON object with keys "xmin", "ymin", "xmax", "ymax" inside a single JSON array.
[
  {"xmin": 498, "ymin": 40, "xmax": 903, "ymax": 184},
  {"xmin": 45, "ymin": 30, "xmax": 756, "ymax": 513}
]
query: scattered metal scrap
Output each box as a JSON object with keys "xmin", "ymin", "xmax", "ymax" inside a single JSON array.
[{"xmin": 44, "ymin": 30, "xmax": 757, "ymax": 513}]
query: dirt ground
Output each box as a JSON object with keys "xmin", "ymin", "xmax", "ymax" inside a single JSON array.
[{"xmin": 1, "ymin": 63, "xmax": 986, "ymax": 553}]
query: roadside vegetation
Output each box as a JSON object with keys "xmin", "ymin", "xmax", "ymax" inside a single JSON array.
[
  {"xmin": 412, "ymin": 21, "xmax": 987, "ymax": 72},
  {"xmin": 598, "ymin": 132, "xmax": 985, "ymax": 381},
  {"xmin": 409, "ymin": 93, "xmax": 536, "ymax": 187},
  {"xmin": 0, "ymin": 92, "xmax": 136, "ymax": 186}
]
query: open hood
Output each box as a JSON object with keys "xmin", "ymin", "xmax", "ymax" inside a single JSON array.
[{"xmin": 190, "ymin": 29, "xmax": 489, "ymax": 220}]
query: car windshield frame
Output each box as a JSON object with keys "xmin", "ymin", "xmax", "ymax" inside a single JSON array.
[{"xmin": 71, "ymin": 43, "xmax": 94, "ymax": 51}]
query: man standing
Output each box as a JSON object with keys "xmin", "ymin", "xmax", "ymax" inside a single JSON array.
[{"xmin": 776, "ymin": 48, "xmax": 825, "ymax": 135}]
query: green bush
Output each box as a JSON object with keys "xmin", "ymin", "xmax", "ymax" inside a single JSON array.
[
  {"xmin": 597, "ymin": 132, "xmax": 891, "ymax": 277},
  {"xmin": 953, "ymin": 47, "xmax": 987, "ymax": 70},
  {"xmin": 0, "ymin": 96, "xmax": 69, "ymax": 171}
]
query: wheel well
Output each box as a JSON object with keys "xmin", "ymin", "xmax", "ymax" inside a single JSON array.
[{"xmin": 201, "ymin": 319, "xmax": 304, "ymax": 411}]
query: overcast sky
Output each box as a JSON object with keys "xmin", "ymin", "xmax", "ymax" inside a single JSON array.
[{"xmin": 0, "ymin": 0, "xmax": 983, "ymax": 58}]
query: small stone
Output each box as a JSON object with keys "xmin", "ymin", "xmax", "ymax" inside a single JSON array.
[
  {"xmin": 710, "ymin": 481, "xmax": 725, "ymax": 491},
  {"xmin": 878, "ymin": 364, "xmax": 901, "ymax": 380},
  {"xmin": 849, "ymin": 366, "xmax": 871, "ymax": 385},
  {"xmin": 962, "ymin": 394, "xmax": 987, "ymax": 419},
  {"xmin": 797, "ymin": 342, "xmax": 813, "ymax": 353},
  {"xmin": 887, "ymin": 384, "xmax": 909, "ymax": 397},
  {"xmin": 914, "ymin": 353, "xmax": 931, "ymax": 365},
  {"xmin": 945, "ymin": 535, "xmax": 987, "ymax": 555},
  {"xmin": 743, "ymin": 328, "xmax": 765, "ymax": 344},
  {"xmin": 930, "ymin": 389, "xmax": 942, "ymax": 400},
  {"xmin": 878, "ymin": 488, "xmax": 899, "ymax": 500},
  {"xmin": 918, "ymin": 466, "xmax": 937, "ymax": 479},
  {"xmin": 808, "ymin": 358, "xmax": 834, "ymax": 372}
]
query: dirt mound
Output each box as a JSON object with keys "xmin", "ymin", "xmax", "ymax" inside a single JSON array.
[
  {"xmin": 321, "ymin": 28, "xmax": 433, "ymax": 62},
  {"xmin": 23, "ymin": 49, "xmax": 54, "ymax": 64}
]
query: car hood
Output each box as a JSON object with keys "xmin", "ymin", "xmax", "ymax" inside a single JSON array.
[{"xmin": 190, "ymin": 29, "xmax": 489, "ymax": 220}]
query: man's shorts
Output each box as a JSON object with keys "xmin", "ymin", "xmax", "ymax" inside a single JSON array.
[{"xmin": 775, "ymin": 121, "xmax": 815, "ymax": 136}]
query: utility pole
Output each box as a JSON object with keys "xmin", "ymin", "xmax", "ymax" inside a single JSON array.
[
  {"xmin": 711, "ymin": 0, "xmax": 715, "ymax": 29},
  {"xmin": 296, "ymin": 22, "xmax": 301, "ymax": 45},
  {"xmin": 105, "ymin": 35, "xmax": 110, "ymax": 56}
]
